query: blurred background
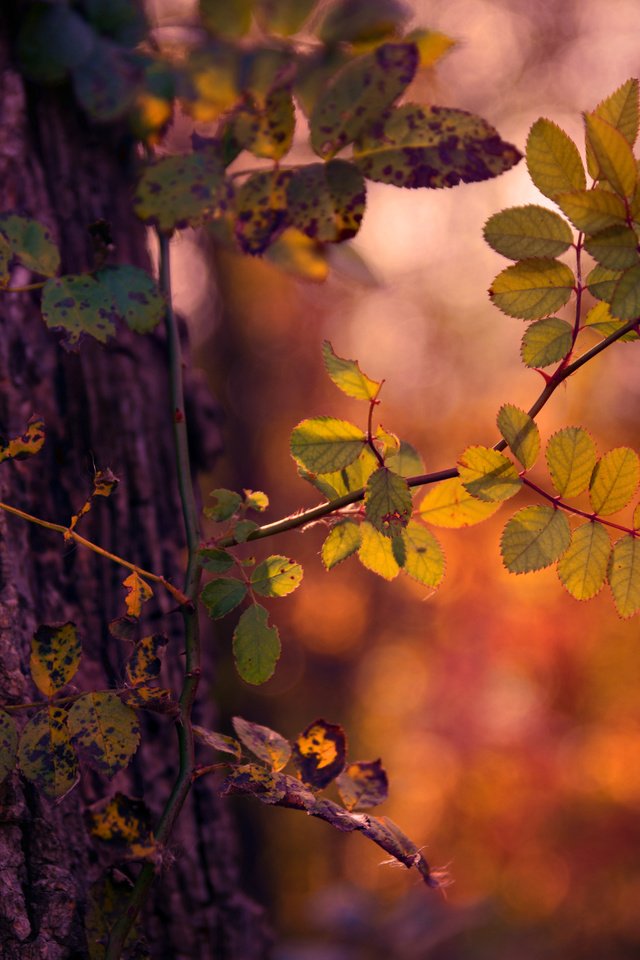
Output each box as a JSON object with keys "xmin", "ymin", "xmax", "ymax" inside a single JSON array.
[{"xmin": 152, "ymin": 1, "xmax": 640, "ymax": 956}]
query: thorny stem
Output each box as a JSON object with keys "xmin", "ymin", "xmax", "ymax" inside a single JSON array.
[{"xmin": 106, "ymin": 233, "xmax": 203, "ymax": 958}]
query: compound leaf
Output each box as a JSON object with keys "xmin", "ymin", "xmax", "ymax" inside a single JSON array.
[
  {"xmin": 250, "ymin": 555, "xmax": 303, "ymax": 597},
  {"xmin": 290, "ymin": 417, "xmax": 365, "ymax": 474},
  {"xmin": 18, "ymin": 705, "xmax": 78, "ymax": 800},
  {"xmin": 322, "ymin": 520, "xmax": 362, "ymax": 570},
  {"xmin": 520, "ymin": 316, "xmax": 573, "ymax": 367},
  {"xmin": 526, "ymin": 119, "xmax": 585, "ymax": 198},
  {"xmin": 0, "ymin": 214, "xmax": 60, "ymax": 277},
  {"xmin": 358, "ymin": 520, "xmax": 400, "ymax": 580},
  {"xmin": 489, "ymin": 258, "xmax": 575, "ymax": 320},
  {"xmin": 287, "ymin": 161, "xmax": 366, "ymax": 242},
  {"xmin": 458, "ymin": 446, "xmax": 522, "ymax": 502},
  {"xmin": 68, "ymin": 692, "xmax": 140, "ymax": 777},
  {"xmin": 501, "ymin": 505, "xmax": 571, "ymax": 574},
  {"xmin": 337, "ymin": 759, "xmax": 388, "ymax": 811},
  {"xmin": 496, "ymin": 404, "xmax": 540, "ymax": 470},
  {"xmin": 233, "ymin": 603, "xmax": 280, "ymax": 684},
  {"xmin": 589, "ymin": 447, "xmax": 640, "ymax": 515},
  {"xmin": 608, "ymin": 535, "xmax": 640, "ymax": 618},
  {"xmin": 401, "ymin": 521, "xmax": 445, "ymax": 587},
  {"xmin": 0, "ymin": 709, "xmax": 18, "ymax": 785},
  {"xmin": 584, "ymin": 113, "xmax": 637, "ymax": 199},
  {"xmin": 232, "ymin": 716, "xmax": 291, "ymax": 771},
  {"xmin": 322, "ymin": 340, "xmax": 381, "ymax": 400},
  {"xmin": 292, "ymin": 718, "xmax": 346, "ymax": 788},
  {"xmin": 418, "ymin": 476, "xmax": 502, "ymax": 528},
  {"xmin": 200, "ymin": 577, "xmax": 247, "ymax": 618},
  {"xmin": 483, "ymin": 204, "xmax": 573, "ymax": 260},
  {"xmin": 30, "ymin": 622, "xmax": 81, "ymax": 697},
  {"xmin": 557, "ymin": 521, "xmax": 611, "ymax": 600},
  {"xmin": 365, "ymin": 467, "xmax": 412, "ymax": 535},
  {"xmin": 546, "ymin": 427, "xmax": 597, "ymax": 498}
]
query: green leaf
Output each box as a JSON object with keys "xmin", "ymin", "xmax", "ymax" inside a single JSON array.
[
  {"xmin": 290, "ymin": 417, "xmax": 365, "ymax": 474},
  {"xmin": 546, "ymin": 427, "xmax": 597, "ymax": 498},
  {"xmin": 610, "ymin": 263, "xmax": 640, "ymax": 320},
  {"xmin": 0, "ymin": 416, "xmax": 45, "ymax": 464},
  {"xmin": 201, "ymin": 577, "xmax": 247, "ymax": 618},
  {"xmin": 197, "ymin": 547, "xmax": 236, "ymax": 573},
  {"xmin": 608, "ymin": 535, "xmax": 640, "ymax": 618},
  {"xmin": 321, "ymin": 340, "xmax": 381, "ymax": 400},
  {"xmin": 583, "ymin": 226, "xmax": 639, "ymax": 271},
  {"xmin": 489, "ymin": 258, "xmax": 575, "ymax": 320},
  {"xmin": 193, "ymin": 725, "xmax": 242, "ymax": 761},
  {"xmin": 555, "ymin": 189, "xmax": 627, "ymax": 233},
  {"xmin": 321, "ymin": 521, "xmax": 362, "ymax": 569},
  {"xmin": 358, "ymin": 520, "xmax": 400, "ymax": 579},
  {"xmin": 501, "ymin": 505, "xmax": 571, "ymax": 574},
  {"xmin": 134, "ymin": 148, "xmax": 226, "ymax": 233},
  {"xmin": 42, "ymin": 275, "xmax": 117, "ymax": 348},
  {"xmin": 310, "ymin": 43, "xmax": 416, "ymax": 160},
  {"xmin": 205, "ymin": 488, "xmax": 243, "ymax": 521},
  {"xmin": 589, "ymin": 447, "xmax": 640, "ymax": 515},
  {"xmin": 354, "ymin": 103, "xmax": 522, "ymax": 189},
  {"xmin": 457, "ymin": 446, "xmax": 522, "ymax": 502},
  {"xmin": 255, "ymin": 0, "xmax": 317, "ymax": 35},
  {"xmin": 287, "ymin": 161, "xmax": 366, "ymax": 242},
  {"xmin": 95, "ymin": 266, "xmax": 165, "ymax": 334},
  {"xmin": 0, "ymin": 709, "xmax": 18, "ymax": 786},
  {"xmin": 72, "ymin": 38, "xmax": 140, "ymax": 122},
  {"xmin": 292, "ymin": 718, "xmax": 346, "ymax": 788},
  {"xmin": 232, "ymin": 716, "xmax": 291, "ymax": 771},
  {"xmin": 590, "ymin": 79, "xmax": 639, "ymax": 148},
  {"xmin": 496, "ymin": 404, "xmax": 540, "ymax": 470},
  {"xmin": 521, "ymin": 316, "xmax": 573, "ymax": 368},
  {"xmin": 307, "ymin": 445, "xmax": 378, "ymax": 498},
  {"xmin": 526, "ymin": 119, "xmax": 586, "ymax": 199},
  {"xmin": 418, "ymin": 477, "xmax": 502, "ymax": 528},
  {"xmin": 0, "ymin": 214, "xmax": 60, "ymax": 277},
  {"xmin": 318, "ymin": 0, "xmax": 410, "ymax": 44},
  {"xmin": 385, "ymin": 440, "xmax": 425, "ymax": 478},
  {"xmin": 233, "ymin": 519, "xmax": 259, "ymax": 542},
  {"xmin": 250, "ymin": 555, "xmax": 303, "ymax": 597},
  {"xmin": 483, "ymin": 205, "xmax": 573, "ymax": 261},
  {"xmin": 583, "ymin": 301, "xmax": 639, "ymax": 341},
  {"xmin": 336, "ymin": 759, "xmax": 388, "ymax": 811},
  {"xmin": 365, "ymin": 467, "xmax": 412, "ymax": 535},
  {"xmin": 401, "ymin": 521, "xmax": 445, "ymax": 586},
  {"xmin": 68, "ymin": 693, "xmax": 140, "ymax": 777},
  {"xmin": 586, "ymin": 263, "xmax": 623, "ymax": 302},
  {"xmin": 17, "ymin": 5, "xmax": 96, "ymax": 84},
  {"xmin": 125, "ymin": 633, "xmax": 168, "ymax": 687},
  {"xmin": 233, "ymin": 603, "xmax": 281, "ymax": 684},
  {"xmin": 200, "ymin": 0, "xmax": 253, "ymax": 36},
  {"xmin": 585, "ymin": 113, "xmax": 637, "ymax": 199},
  {"xmin": 30, "ymin": 622, "xmax": 81, "ymax": 697},
  {"xmin": 557, "ymin": 521, "xmax": 611, "ymax": 600},
  {"xmin": 18, "ymin": 706, "xmax": 78, "ymax": 799}
]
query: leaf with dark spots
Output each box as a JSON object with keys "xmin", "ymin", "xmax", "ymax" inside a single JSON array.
[
  {"xmin": 0, "ymin": 213, "xmax": 60, "ymax": 277},
  {"xmin": 86, "ymin": 792, "xmax": 156, "ymax": 858},
  {"xmin": 125, "ymin": 634, "xmax": 168, "ymax": 687},
  {"xmin": 42, "ymin": 275, "xmax": 118, "ymax": 348},
  {"xmin": 68, "ymin": 692, "xmax": 140, "ymax": 778},
  {"xmin": 18, "ymin": 705, "xmax": 79, "ymax": 800},
  {"xmin": 134, "ymin": 148, "xmax": 227, "ymax": 232},
  {"xmin": 337, "ymin": 759, "xmax": 389, "ymax": 810},
  {"xmin": 96, "ymin": 265, "xmax": 165, "ymax": 333},
  {"xmin": 0, "ymin": 416, "xmax": 45, "ymax": 464},
  {"xmin": 287, "ymin": 161, "xmax": 366, "ymax": 242},
  {"xmin": 292, "ymin": 719, "xmax": 347, "ymax": 788},
  {"xmin": 234, "ymin": 170, "xmax": 292, "ymax": 254},
  {"xmin": 30, "ymin": 622, "xmax": 81, "ymax": 696}
]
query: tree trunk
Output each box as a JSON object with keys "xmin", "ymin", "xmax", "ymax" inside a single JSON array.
[{"xmin": 0, "ymin": 17, "xmax": 270, "ymax": 960}]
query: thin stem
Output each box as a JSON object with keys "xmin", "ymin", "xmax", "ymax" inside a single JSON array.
[
  {"xmin": 1, "ymin": 281, "xmax": 46, "ymax": 293},
  {"xmin": 106, "ymin": 234, "xmax": 203, "ymax": 958},
  {"xmin": 0, "ymin": 500, "xmax": 188, "ymax": 606},
  {"xmin": 522, "ymin": 476, "xmax": 636, "ymax": 536}
]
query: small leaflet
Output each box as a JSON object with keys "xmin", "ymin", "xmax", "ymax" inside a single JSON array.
[
  {"xmin": 205, "ymin": 488, "xmax": 242, "ymax": 521},
  {"xmin": 321, "ymin": 521, "xmax": 362, "ymax": 570},
  {"xmin": 586, "ymin": 264, "xmax": 623, "ymax": 302},
  {"xmin": 310, "ymin": 43, "xmax": 418, "ymax": 159},
  {"xmin": 30, "ymin": 622, "xmax": 81, "ymax": 697},
  {"xmin": 250, "ymin": 555, "xmax": 303, "ymax": 598},
  {"xmin": 584, "ymin": 226, "xmax": 639, "ymax": 271},
  {"xmin": 233, "ymin": 519, "xmax": 259, "ymax": 542},
  {"xmin": 287, "ymin": 161, "xmax": 366, "ymax": 243},
  {"xmin": 200, "ymin": 577, "xmax": 247, "ymax": 619},
  {"xmin": 0, "ymin": 416, "xmax": 45, "ymax": 464},
  {"xmin": 357, "ymin": 520, "xmax": 400, "ymax": 580},
  {"xmin": 500, "ymin": 504, "xmax": 571, "ymax": 574},
  {"xmin": 609, "ymin": 263, "xmax": 640, "ymax": 321},
  {"xmin": 496, "ymin": 404, "xmax": 540, "ymax": 470},
  {"xmin": 554, "ymin": 189, "xmax": 626, "ymax": 233},
  {"xmin": 365, "ymin": 467, "xmax": 412, "ymax": 536},
  {"xmin": 221, "ymin": 762, "xmax": 287, "ymax": 804},
  {"xmin": 590, "ymin": 78, "xmax": 639, "ymax": 149},
  {"xmin": 69, "ymin": 467, "xmax": 119, "ymax": 534},
  {"xmin": 386, "ymin": 440, "xmax": 425, "ymax": 478},
  {"xmin": 321, "ymin": 341, "xmax": 381, "ymax": 401},
  {"xmin": 193, "ymin": 725, "xmax": 242, "ymax": 761},
  {"xmin": 232, "ymin": 716, "xmax": 292, "ymax": 771},
  {"xmin": 234, "ymin": 170, "xmax": 291, "ymax": 255},
  {"xmin": 197, "ymin": 547, "xmax": 236, "ymax": 573},
  {"xmin": 608, "ymin": 534, "xmax": 640, "ymax": 618},
  {"xmin": 86, "ymin": 792, "xmax": 156, "ymax": 859},
  {"xmin": 134, "ymin": 148, "xmax": 226, "ymax": 233},
  {"xmin": 235, "ymin": 84, "xmax": 296, "ymax": 161},
  {"xmin": 354, "ymin": 104, "xmax": 522, "ymax": 189},
  {"xmin": 307, "ymin": 445, "xmax": 378, "ymax": 499},
  {"xmin": 457, "ymin": 446, "xmax": 522, "ymax": 502},
  {"xmin": 292, "ymin": 719, "xmax": 346, "ymax": 789},
  {"xmin": 290, "ymin": 417, "xmax": 365, "ymax": 474},
  {"xmin": 483, "ymin": 205, "xmax": 574, "ymax": 261},
  {"xmin": 95, "ymin": 266, "xmax": 166, "ymax": 334},
  {"xmin": 122, "ymin": 686, "xmax": 177, "ymax": 716},
  {"xmin": 520, "ymin": 317, "xmax": 573, "ymax": 368},
  {"xmin": 525, "ymin": 119, "xmax": 586, "ymax": 199},
  {"xmin": 583, "ymin": 301, "xmax": 639, "ymax": 341},
  {"xmin": 0, "ymin": 709, "xmax": 18, "ymax": 785},
  {"xmin": 336, "ymin": 759, "xmax": 389, "ymax": 811},
  {"xmin": 545, "ymin": 427, "xmax": 597, "ymax": 498},
  {"xmin": 232, "ymin": 603, "xmax": 281, "ymax": 684},
  {"xmin": 584, "ymin": 113, "xmax": 637, "ymax": 199},
  {"xmin": 18, "ymin": 705, "xmax": 79, "ymax": 800},
  {"xmin": 125, "ymin": 634, "xmax": 168, "ymax": 687},
  {"xmin": 244, "ymin": 490, "xmax": 269, "ymax": 511},
  {"xmin": 489, "ymin": 258, "xmax": 575, "ymax": 321},
  {"xmin": 0, "ymin": 213, "xmax": 60, "ymax": 277},
  {"xmin": 557, "ymin": 521, "xmax": 611, "ymax": 601},
  {"xmin": 123, "ymin": 572, "xmax": 154, "ymax": 618},
  {"xmin": 42, "ymin": 275, "xmax": 119, "ymax": 348},
  {"xmin": 589, "ymin": 447, "xmax": 640, "ymax": 515},
  {"xmin": 419, "ymin": 477, "xmax": 502, "ymax": 528},
  {"xmin": 68, "ymin": 692, "xmax": 140, "ymax": 778},
  {"xmin": 401, "ymin": 521, "xmax": 445, "ymax": 587}
]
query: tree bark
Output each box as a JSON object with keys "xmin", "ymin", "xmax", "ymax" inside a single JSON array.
[{"xmin": 0, "ymin": 16, "xmax": 270, "ymax": 960}]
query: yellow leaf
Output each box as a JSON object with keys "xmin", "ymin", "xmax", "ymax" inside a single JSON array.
[
  {"xmin": 585, "ymin": 113, "xmax": 638, "ymax": 199},
  {"xmin": 418, "ymin": 477, "xmax": 502, "ymax": 528},
  {"xmin": 457, "ymin": 446, "xmax": 522, "ymax": 502},
  {"xmin": 489, "ymin": 258, "xmax": 575, "ymax": 320},
  {"xmin": 123, "ymin": 572, "xmax": 153, "ymax": 618},
  {"xmin": 500, "ymin": 505, "xmax": 571, "ymax": 574},
  {"xmin": 545, "ymin": 427, "xmax": 597, "ymax": 498},
  {"xmin": 496, "ymin": 404, "xmax": 540, "ymax": 470},
  {"xmin": 557, "ymin": 521, "xmax": 611, "ymax": 600},
  {"xmin": 526, "ymin": 119, "xmax": 586, "ymax": 199},
  {"xmin": 358, "ymin": 521, "xmax": 399, "ymax": 580},
  {"xmin": 608, "ymin": 534, "xmax": 640, "ymax": 618},
  {"xmin": 589, "ymin": 447, "xmax": 640, "ymax": 515}
]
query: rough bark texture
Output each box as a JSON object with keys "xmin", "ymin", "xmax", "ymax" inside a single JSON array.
[{"xmin": 0, "ymin": 15, "xmax": 270, "ymax": 960}]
